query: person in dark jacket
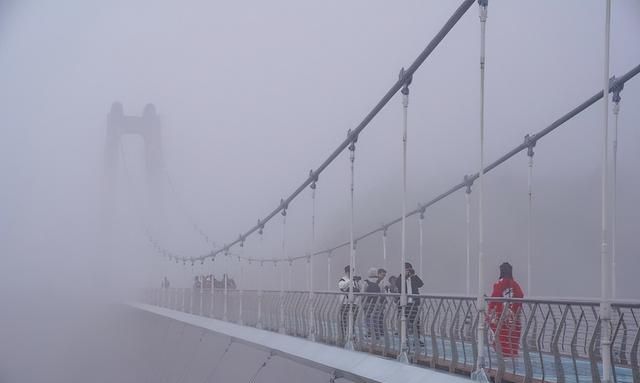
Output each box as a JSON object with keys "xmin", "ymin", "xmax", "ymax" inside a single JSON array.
[
  {"xmin": 395, "ymin": 262, "xmax": 424, "ymax": 337},
  {"xmin": 363, "ymin": 267, "xmax": 383, "ymax": 339}
]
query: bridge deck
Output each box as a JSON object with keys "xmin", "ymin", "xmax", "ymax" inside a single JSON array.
[{"xmin": 131, "ymin": 302, "xmax": 472, "ymax": 383}]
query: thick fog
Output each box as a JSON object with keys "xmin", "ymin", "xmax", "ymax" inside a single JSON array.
[{"xmin": 1, "ymin": 0, "xmax": 639, "ymax": 381}]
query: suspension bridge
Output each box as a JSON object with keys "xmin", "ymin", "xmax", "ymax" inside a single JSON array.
[{"xmin": 104, "ymin": 1, "xmax": 640, "ymax": 382}]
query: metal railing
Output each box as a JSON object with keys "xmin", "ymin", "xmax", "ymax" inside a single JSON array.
[{"xmin": 143, "ymin": 288, "xmax": 639, "ymax": 383}]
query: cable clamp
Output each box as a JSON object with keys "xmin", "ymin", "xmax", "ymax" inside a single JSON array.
[
  {"xmin": 257, "ymin": 219, "xmax": 264, "ymax": 235},
  {"xmin": 478, "ymin": 0, "xmax": 488, "ymax": 20},
  {"xmin": 610, "ymin": 75, "xmax": 624, "ymax": 104},
  {"xmin": 309, "ymin": 169, "xmax": 319, "ymax": 189},
  {"xmin": 524, "ymin": 134, "xmax": 536, "ymax": 157},
  {"xmin": 347, "ymin": 129, "xmax": 358, "ymax": 151},
  {"xmin": 463, "ymin": 174, "xmax": 475, "ymax": 194},
  {"xmin": 399, "ymin": 67, "xmax": 412, "ymax": 96}
]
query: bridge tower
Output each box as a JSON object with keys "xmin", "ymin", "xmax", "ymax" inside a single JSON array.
[
  {"xmin": 100, "ymin": 102, "xmax": 165, "ymax": 287},
  {"xmin": 103, "ymin": 102, "xmax": 164, "ymax": 215}
]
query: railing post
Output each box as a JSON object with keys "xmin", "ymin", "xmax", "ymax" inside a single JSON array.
[{"xmin": 257, "ymin": 289, "xmax": 263, "ymax": 329}]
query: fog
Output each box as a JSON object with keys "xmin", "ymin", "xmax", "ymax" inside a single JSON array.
[{"xmin": 1, "ymin": 0, "xmax": 639, "ymax": 381}]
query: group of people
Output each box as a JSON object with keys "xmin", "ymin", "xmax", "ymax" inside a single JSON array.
[
  {"xmin": 160, "ymin": 274, "xmax": 237, "ymax": 290},
  {"xmin": 336, "ymin": 261, "xmax": 525, "ymax": 357},
  {"xmin": 194, "ymin": 274, "xmax": 237, "ymax": 290},
  {"xmin": 337, "ymin": 262, "xmax": 424, "ymax": 345}
]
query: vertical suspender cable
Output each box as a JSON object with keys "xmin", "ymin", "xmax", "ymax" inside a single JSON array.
[
  {"xmin": 280, "ymin": 207, "xmax": 287, "ymax": 334},
  {"xmin": 419, "ymin": 211, "xmax": 425, "ymax": 283},
  {"xmin": 611, "ymin": 82, "xmax": 622, "ymax": 299},
  {"xmin": 189, "ymin": 262, "xmax": 194, "ymax": 314},
  {"xmin": 345, "ymin": 132, "xmax": 357, "ymax": 351},
  {"xmin": 382, "ymin": 228, "xmax": 388, "ymax": 272},
  {"xmin": 288, "ymin": 260, "xmax": 293, "ymax": 291},
  {"xmin": 238, "ymin": 251, "xmax": 245, "ymax": 325},
  {"xmin": 309, "ymin": 176, "xmax": 317, "ymax": 340},
  {"xmin": 474, "ymin": 0, "xmax": 489, "ymax": 376},
  {"xmin": 465, "ymin": 177, "xmax": 472, "ymax": 296},
  {"xmin": 525, "ymin": 135, "xmax": 536, "ymax": 296},
  {"xmin": 210, "ymin": 258, "xmax": 215, "ymax": 318},
  {"xmin": 223, "ymin": 254, "xmax": 228, "ymax": 321},
  {"xmin": 600, "ymin": 3, "xmax": 612, "ymax": 383},
  {"xmin": 398, "ymin": 67, "xmax": 412, "ymax": 364},
  {"xmin": 199, "ymin": 262, "xmax": 204, "ymax": 315},
  {"xmin": 327, "ymin": 252, "xmax": 332, "ymax": 292}
]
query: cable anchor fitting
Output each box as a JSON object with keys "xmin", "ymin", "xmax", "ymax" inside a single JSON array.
[
  {"xmin": 347, "ymin": 129, "xmax": 358, "ymax": 152},
  {"xmin": 478, "ymin": 0, "xmax": 488, "ymax": 22},
  {"xmin": 309, "ymin": 169, "xmax": 318, "ymax": 189},
  {"xmin": 399, "ymin": 67, "xmax": 412, "ymax": 96},
  {"xmin": 523, "ymin": 134, "xmax": 537, "ymax": 158},
  {"xmin": 257, "ymin": 219, "xmax": 264, "ymax": 236},
  {"xmin": 463, "ymin": 174, "xmax": 475, "ymax": 194},
  {"xmin": 610, "ymin": 75, "xmax": 624, "ymax": 104},
  {"xmin": 280, "ymin": 198, "xmax": 288, "ymax": 216}
]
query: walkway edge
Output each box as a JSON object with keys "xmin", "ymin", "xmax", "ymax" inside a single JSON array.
[{"xmin": 128, "ymin": 303, "xmax": 470, "ymax": 383}]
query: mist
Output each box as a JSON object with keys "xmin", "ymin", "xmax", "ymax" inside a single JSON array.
[{"xmin": 1, "ymin": 0, "xmax": 639, "ymax": 381}]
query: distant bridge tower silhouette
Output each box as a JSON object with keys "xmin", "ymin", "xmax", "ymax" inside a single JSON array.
[
  {"xmin": 104, "ymin": 102, "xmax": 164, "ymax": 213},
  {"xmin": 100, "ymin": 102, "xmax": 165, "ymax": 287}
]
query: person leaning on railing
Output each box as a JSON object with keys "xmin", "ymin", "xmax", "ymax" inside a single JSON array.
[
  {"xmin": 338, "ymin": 265, "xmax": 361, "ymax": 346},
  {"xmin": 487, "ymin": 262, "xmax": 524, "ymax": 358},
  {"xmin": 394, "ymin": 262, "xmax": 424, "ymax": 345},
  {"xmin": 363, "ymin": 267, "xmax": 385, "ymax": 340}
]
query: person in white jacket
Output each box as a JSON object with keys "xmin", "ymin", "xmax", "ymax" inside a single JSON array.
[{"xmin": 338, "ymin": 265, "xmax": 360, "ymax": 346}]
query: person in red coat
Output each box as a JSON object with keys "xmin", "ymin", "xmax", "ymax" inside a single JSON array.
[{"xmin": 487, "ymin": 262, "xmax": 524, "ymax": 358}]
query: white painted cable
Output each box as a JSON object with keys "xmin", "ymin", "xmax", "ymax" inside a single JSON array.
[
  {"xmin": 465, "ymin": 187, "xmax": 471, "ymax": 296},
  {"xmin": 345, "ymin": 136, "xmax": 356, "ymax": 351},
  {"xmin": 611, "ymin": 92, "xmax": 621, "ymax": 299},
  {"xmin": 398, "ymin": 67, "xmax": 410, "ymax": 364},
  {"xmin": 382, "ymin": 228, "xmax": 388, "ymax": 273},
  {"xmin": 419, "ymin": 213, "xmax": 424, "ymax": 283},
  {"xmin": 600, "ymin": 2, "xmax": 612, "ymax": 383},
  {"xmin": 527, "ymin": 149, "xmax": 534, "ymax": 295},
  {"xmin": 309, "ymin": 183, "xmax": 317, "ymax": 340},
  {"xmin": 476, "ymin": 0, "xmax": 488, "ymax": 372}
]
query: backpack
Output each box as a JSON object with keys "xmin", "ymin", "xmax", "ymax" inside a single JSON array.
[{"xmin": 364, "ymin": 280, "xmax": 381, "ymax": 294}]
